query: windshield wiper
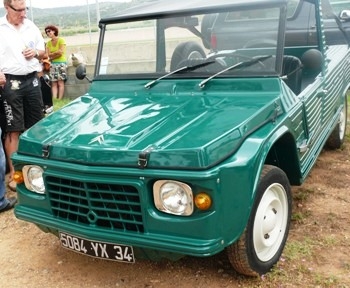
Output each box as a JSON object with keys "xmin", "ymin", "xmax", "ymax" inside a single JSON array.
[
  {"xmin": 199, "ymin": 55, "xmax": 273, "ymax": 88},
  {"xmin": 144, "ymin": 60, "xmax": 216, "ymax": 89}
]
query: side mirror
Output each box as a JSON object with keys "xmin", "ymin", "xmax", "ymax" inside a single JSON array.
[
  {"xmin": 76, "ymin": 64, "xmax": 86, "ymax": 80},
  {"xmin": 75, "ymin": 64, "xmax": 92, "ymax": 82},
  {"xmin": 340, "ymin": 10, "xmax": 350, "ymax": 21}
]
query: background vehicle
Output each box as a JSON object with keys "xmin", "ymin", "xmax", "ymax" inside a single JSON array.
[{"xmin": 13, "ymin": 0, "xmax": 349, "ymax": 276}]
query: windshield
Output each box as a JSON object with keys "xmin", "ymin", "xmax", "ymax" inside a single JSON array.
[{"xmin": 97, "ymin": 6, "xmax": 283, "ymax": 78}]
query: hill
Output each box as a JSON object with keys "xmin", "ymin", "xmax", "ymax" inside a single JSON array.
[{"xmin": 0, "ymin": 0, "xmax": 152, "ymax": 35}]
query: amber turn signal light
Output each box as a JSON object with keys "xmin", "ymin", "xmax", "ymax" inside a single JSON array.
[
  {"xmin": 13, "ymin": 171, "xmax": 24, "ymax": 184},
  {"xmin": 194, "ymin": 193, "xmax": 212, "ymax": 210}
]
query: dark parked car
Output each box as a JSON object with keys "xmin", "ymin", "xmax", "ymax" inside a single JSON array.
[{"xmin": 187, "ymin": 0, "xmax": 350, "ymax": 62}]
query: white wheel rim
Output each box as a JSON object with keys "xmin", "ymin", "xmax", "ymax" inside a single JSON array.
[
  {"xmin": 253, "ymin": 183, "xmax": 289, "ymax": 262},
  {"xmin": 188, "ymin": 51, "xmax": 203, "ymax": 59},
  {"xmin": 339, "ymin": 105, "xmax": 346, "ymax": 141}
]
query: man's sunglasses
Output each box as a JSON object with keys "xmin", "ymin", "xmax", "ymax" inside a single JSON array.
[{"xmin": 8, "ymin": 4, "xmax": 28, "ymax": 13}]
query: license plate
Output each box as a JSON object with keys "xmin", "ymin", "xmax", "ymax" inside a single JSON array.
[{"xmin": 59, "ymin": 232, "xmax": 135, "ymax": 263}]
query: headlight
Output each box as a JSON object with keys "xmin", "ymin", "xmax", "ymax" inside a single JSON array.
[
  {"xmin": 153, "ymin": 180, "xmax": 193, "ymax": 216},
  {"xmin": 22, "ymin": 165, "xmax": 45, "ymax": 194}
]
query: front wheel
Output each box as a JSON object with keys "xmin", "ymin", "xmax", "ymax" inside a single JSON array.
[{"xmin": 227, "ymin": 165, "xmax": 292, "ymax": 276}]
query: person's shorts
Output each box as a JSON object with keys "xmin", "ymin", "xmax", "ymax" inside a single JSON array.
[
  {"xmin": 2, "ymin": 72, "xmax": 43, "ymax": 132},
  {"xmin": 49, "ymin": 63, "xmax": 67, "ymax": 82}
]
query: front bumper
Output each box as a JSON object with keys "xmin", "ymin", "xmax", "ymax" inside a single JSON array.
[{"xmin": 15, "ymin": 205, "xmax": 226, "ymax": 260}]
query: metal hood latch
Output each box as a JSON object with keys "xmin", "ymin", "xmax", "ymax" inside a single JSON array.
[{"xmin": 42, "ymin": 144, "xmax": 50, "ymax": 159}]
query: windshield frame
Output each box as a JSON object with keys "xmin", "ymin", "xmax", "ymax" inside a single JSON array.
[{"xmin": 94, "ymin": 1, "xmax": 288, "ymax": 81}]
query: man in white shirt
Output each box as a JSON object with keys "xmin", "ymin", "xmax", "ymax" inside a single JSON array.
[{"xmin": 0, "ymin": 0, "xmax": 46, "ymax": 191}]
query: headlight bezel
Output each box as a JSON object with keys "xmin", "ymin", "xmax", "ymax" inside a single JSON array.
[
  {"xmin": 153, "ymin": 180, "xmax": 194, "ymax": 216},
  {"xmin": 22, "ymin": 165, "xmax": 46, "ymax": 194}
]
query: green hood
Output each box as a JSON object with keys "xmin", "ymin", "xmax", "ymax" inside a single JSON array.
[{"xmin": 18, "ymin": 79, "xmax": 281, "ymax": 169}]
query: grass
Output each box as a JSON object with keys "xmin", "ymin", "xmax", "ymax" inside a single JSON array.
[
  {"xmin": 291, "ymin": 187, "xmax": 314, "ymax": 223},
  {"xmin": 293, "ymin": 187, "xmax": 314, "ymax": 201},
  {"xmin": 291, "ymin": 211, "xmax": 311, "ymax": 223},
  {"xmin": 283, "ymin": 238, "xmax": 314, "ymax": 261},
  {"xmin": 314, "ymin": 274, "xmax": 341, "ymax": 287},
  {"xmin": 52, "ymin": 98, "xmax": 72, "ymax": 111}
]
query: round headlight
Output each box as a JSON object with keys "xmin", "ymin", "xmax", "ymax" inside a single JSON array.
[
  {"xmin": 23, "ymin": 165, "xmax": 45, "ymax": 194},
  {"xmin": 153, "ymin": 180, "xmax": 193, "ymax": 216}
]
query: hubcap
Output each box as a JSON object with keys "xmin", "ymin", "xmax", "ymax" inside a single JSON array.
[
  {"xmin": 339, "ymin": 105, "xmax": 346, "ymax": 141},
  {"xmin": 253, "ymin": 183, "xmax": 288, "ymax": 262},
  {"xmin": 188, "ymin": 51, "xmax": 203, "ymax": 59}
]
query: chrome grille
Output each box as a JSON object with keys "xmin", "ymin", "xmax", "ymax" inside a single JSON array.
[{"xmin": 46, "ymin": 176, "xmax": 144, "ymax": 233}]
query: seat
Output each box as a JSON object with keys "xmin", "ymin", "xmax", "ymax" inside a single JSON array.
[{"xmin": 282, "ymin": 55, "xmax": 303, "ymax": 95}]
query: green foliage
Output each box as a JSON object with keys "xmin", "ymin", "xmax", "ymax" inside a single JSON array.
[
  {"xmin": 293, "ymin": 187, "xmax": 314, "ymax": 202},
  {"xmin": 283, "ymin": 238, "xmax": 313, "ymax": 261},
  {"xmin": 53, "ymin": 98, "xmax": 72, "ymax": 111},
  {"xmin": 314, "ymin": 274, "xmax": 340, "ymax": 287},
  {"xmin": 0, "ymin": 0, "xmax": 153, "ymax": 36},
  {"xmin": 291, "ymin": 211, "xmax": 311, "ymax": 223}
]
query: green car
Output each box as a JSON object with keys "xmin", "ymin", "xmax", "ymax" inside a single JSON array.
[{"xmin": 13, "ymin": 0, "xmax": 349, "ymax": 276}]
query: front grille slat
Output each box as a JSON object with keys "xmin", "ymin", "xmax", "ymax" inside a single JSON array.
[
  {"xmin": 53, "ymin": 207, "xmax": 88, "ymax": 217},
  {"xmin": 47, "ymin": 176, "xmax": 144, "ymax": 233}
]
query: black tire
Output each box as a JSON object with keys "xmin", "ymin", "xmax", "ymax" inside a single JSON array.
[
  {"xmin": 170, "ymin": 41, "xmax": 206, "ymax": 71},
  {"xmin": 227, "ymin": 165, "xmax": 292, "ymax": 276},
  {"xmin": 326, "ymin": 96, "xmax": 347, "ymax": 149},
  {"xmin": 201, "ymin": 13, "xmax": 217, "ymax": 49}
]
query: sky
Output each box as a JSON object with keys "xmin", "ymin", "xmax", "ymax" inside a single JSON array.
[{"xmin": 2, "ymin": 0, "xmax": 131, "ymax": 9}]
